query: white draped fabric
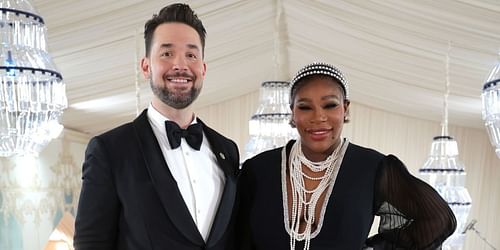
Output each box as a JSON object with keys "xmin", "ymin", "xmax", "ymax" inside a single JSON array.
[{"xmin": 32, "ymin": 1, "xmax": 500, "ymax": 136}]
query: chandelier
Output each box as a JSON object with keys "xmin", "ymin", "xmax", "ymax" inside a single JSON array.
[
  {"xmin": 0, "ymin": 0, "xmax": 66, "ymax": 157},
  {"xmin": 244, "ymin": 81, "xmax": 296, "ymax": 160},
  {"xmin": 243, "ymin": 0, "xmax": 296, "ymax": 160},
  {"xmin": 481, "ymin": 52, "xmax": 500, "ymax": 158},
  {"xmin": 419, "ymin": 43, "xmax": 472, "ymax": 249}
]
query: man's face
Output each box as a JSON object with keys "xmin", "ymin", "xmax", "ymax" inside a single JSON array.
[{"xmin": 142, "ymin": 22, "xmax": 206, "ymax": 109}]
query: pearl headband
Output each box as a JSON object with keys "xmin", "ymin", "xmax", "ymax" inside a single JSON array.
[{"xmin": 290, "ymin": 62, "xmax": 349, "ymax": 99}]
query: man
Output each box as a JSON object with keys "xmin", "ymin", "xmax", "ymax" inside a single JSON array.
[{"xmin": 74, "ymin": 3, "xmax": 240, "ymax": 250}]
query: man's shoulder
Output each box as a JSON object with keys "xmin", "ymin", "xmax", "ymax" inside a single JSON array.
[
  {"xmin": 96, "ymin": 121, "xmax": 135, "ymax": 140},
  {"xmin": 96, "ymin": 110, "xmax": 149, "ymax": 140},
  {"xmin": 198, "ymin": 119, "xmax": 237, "ymax": 146}
]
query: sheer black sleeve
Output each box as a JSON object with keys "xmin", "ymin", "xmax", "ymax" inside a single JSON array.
[{"xmin": 365, "ymin": 155, "xmax": 457, "ymax": 250}]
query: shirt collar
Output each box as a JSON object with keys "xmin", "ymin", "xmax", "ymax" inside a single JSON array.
[{"xmin": 147, "ymin": 103, "xmax": 198, "ymax": 131}]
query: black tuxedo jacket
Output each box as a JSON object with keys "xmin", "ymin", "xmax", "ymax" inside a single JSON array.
[{"xmin": 74, "ymin": 109, "xmax": 240, "ymax": 250}]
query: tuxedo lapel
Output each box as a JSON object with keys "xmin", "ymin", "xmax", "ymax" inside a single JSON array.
[
  {"xmin": 198, "ymin": 119, "xmax": 238, "ymax": 247},
  {"xmin": 207, "ymin": 173, "xmax": 237, "ymax": 247},
  {"xmin": 132, "ymin": 110, "xmax": 204, "ymax": 245}
]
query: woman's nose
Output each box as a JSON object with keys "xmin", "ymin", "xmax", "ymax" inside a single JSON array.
[{"xmin": 312, "ymin": 110, "xmax": 327, "ymax": 122}]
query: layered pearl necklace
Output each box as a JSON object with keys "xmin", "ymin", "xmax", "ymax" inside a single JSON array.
[{"xmin": 282, "ymin": 138, "xmax": 349, "ymax": 250}]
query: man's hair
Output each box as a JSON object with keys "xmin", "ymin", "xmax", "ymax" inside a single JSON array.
[{"xmin": 144, "ymin": 3, "xmax": 206, "ymax": 57}]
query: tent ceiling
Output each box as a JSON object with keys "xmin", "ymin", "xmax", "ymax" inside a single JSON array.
[{"xmin": 33, "ymin": 0, "xmax": 500, "ymax": 136}]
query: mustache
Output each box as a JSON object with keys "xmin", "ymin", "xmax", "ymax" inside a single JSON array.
[{"xmin": 164, "ymin": 72, "xmax": 195, "ymax": 79}]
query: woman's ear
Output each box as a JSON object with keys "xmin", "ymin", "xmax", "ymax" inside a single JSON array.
[
  {"xmin": 344, "ymin": 100, "xmax": 351, "ymax": 123},
  {"xmin": 289, "ymin": 104, "xmax": 296, "ymax": 127},
  {"xmin": 344, "ymin": 115, "xmax": 350, "ymax": 123}
]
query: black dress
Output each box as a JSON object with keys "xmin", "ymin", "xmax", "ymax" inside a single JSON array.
[{"xmin": 236, "ymin": 140, "xmax": 456, "ymax": 250}]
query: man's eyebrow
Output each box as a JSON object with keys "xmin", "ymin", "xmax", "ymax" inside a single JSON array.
[{"xmin": 158, "ymin": 43, "xmax": 200, "ymax": 51}]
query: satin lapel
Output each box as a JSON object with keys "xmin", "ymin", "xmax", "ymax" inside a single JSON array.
[
  {"xmin": 198, "ymin": 119, "xmax": 238, "ymax": 246},
  {"xmin": 133, "ymin": 110, "xmax": 204, "ymax": 245}
]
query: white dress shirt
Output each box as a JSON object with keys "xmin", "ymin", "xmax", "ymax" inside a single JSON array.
[{"xmin": 147, "ymin": 104, "xmax": 225, "ymax": 242}]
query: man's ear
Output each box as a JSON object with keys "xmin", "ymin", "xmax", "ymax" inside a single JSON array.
[
  {"xmin": 202, "ymin": 61, "xmax": 207, "ymax": 78},
  {"xmin": 140, "ymin": 57, "xmax": 151, "ymax": 79}
]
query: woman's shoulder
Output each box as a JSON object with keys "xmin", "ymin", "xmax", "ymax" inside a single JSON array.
[
  {"xmin": 244, "ymin": 145, "xmax": 286, "ymax": 164},
  {"xmin": 346, "ymin": 142, "xmax": 386, "ymax": 161},
  {"xmin": 241, "ymin": 140, "xmax": 295, "ymax": 172}
]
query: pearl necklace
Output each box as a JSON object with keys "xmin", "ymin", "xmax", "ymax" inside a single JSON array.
[{"xmin": 282, "ymin": 138, "xmax": 349, "ymax": 250}]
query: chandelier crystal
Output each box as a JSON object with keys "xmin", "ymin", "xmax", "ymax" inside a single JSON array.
[
  {"xmin": 244, "ymin": 81, "xmax": 296, "ymax": 160},
  {"xmin": 419, "ymin": 136, "xmax": 472, "ymax": 249},
  {"xmin": 243, "ymin": 0, "xmax": 296, "ymax": 160},
  {"xmin": 481, "ymin": 52, "xmax": 500, "ymax": 158},
  {"xmin": 419, "ymin": 43, "xmax": 471, "ymax": 250},
  {"xmin": 0, "ymin": 0, "xmax": 67, "ymax": 157}
]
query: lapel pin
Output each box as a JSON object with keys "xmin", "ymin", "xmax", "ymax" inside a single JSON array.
[{"xmin": 219, "ymin": 152, "xmax": 226, "ymax": 160}]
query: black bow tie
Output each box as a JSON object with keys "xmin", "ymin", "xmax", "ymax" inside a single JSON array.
[{"xmin": 165, "ymin": 120, "xmax": 203, "ymax": 150}]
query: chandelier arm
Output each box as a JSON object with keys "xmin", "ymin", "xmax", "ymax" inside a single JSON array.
[
  {"xmin": 441, "ymin": 41, "xmax": 451, "ymax": 137},
  {"xmin": 0, "ymin": 7, "xmax": 44, "ymax": 24},
  {"xmin": 483, "ymin": 78, "xmax": 500, "ymax": 91},
  {"xmin": 0, "ymin": 66, "xmax": 62, "ymax": 80},
  {"xmin": 273, "ymin": 0, "xmax": 282, "ymax": 80}
]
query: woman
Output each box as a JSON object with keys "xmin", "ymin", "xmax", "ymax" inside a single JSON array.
[{"xmin": 237, "ymin": 62, "xmax": 456, "ymax": 250}]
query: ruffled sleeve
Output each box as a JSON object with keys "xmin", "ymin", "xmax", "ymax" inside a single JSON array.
[{"xmin": 365, "ymin": 155, "xmax": 457, "ymax": 250}]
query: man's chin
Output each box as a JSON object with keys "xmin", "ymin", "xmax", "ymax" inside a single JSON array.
[
  {"xmin": 163, "ymin": 97, "xmax": 194, "ymax": 109},
  {"xmin": 152, "ymin": 86, "xmax": 200, "ymax": 109}
]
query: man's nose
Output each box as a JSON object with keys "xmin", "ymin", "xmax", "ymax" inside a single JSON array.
[{"xmin": 172, "ymin": 55, "xmax": 188, "ymax": 71}]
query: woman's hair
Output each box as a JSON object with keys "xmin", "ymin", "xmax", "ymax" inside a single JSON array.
[
  {"xmin": 289, "ymin": 62, "xmax": 351, "ymax": 125},
  {"xmin": 289, "ymin": 62, "xmax": 349, "ymax": 106}
]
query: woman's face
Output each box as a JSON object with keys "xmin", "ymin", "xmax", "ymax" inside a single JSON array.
[{"xmin": 291, "ymin": 77, "xmax": 349, "ymax": 161}]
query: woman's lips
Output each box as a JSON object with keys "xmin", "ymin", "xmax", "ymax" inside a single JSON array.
[{"xmin": 306, "ymin": 128, "xmax": 332, "ymax": 141}]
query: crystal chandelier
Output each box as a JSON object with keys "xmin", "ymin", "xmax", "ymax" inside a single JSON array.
[
  {"xmin": 243, "ymin": 0, "xmax": 296, "ymax": 160},
  {"xmin": 481, "ymin": 52, "xmax": 500, "ymax": 158},
  {"xmin": 419, "ymin": 43, "xmax": 472, "ymax": 250},
  {"xmin": 244, "ymin": 81, "xmax": 296, "ymax": 160},
  {"xmin": 0, "ymin": 0, "xmax": 66, "ymax": 157}
]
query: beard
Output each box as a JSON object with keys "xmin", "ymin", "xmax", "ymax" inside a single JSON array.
[{"xmin": 150, "ymin": 77, "xmax": 201, "ymax": 109}]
